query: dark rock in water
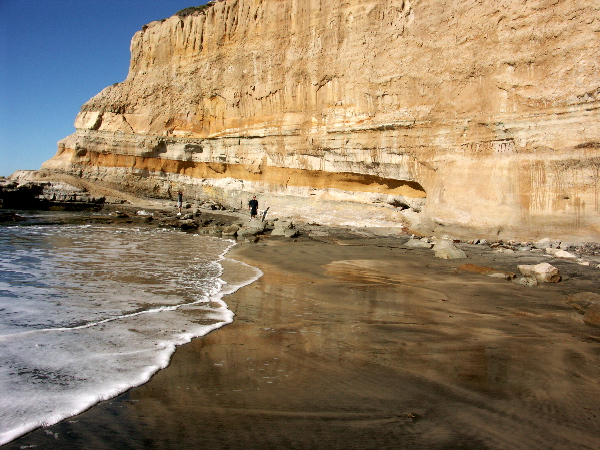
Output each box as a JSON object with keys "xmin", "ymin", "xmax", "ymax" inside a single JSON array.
[
  {"xmin": 222, "ymin": 225, "xmax": 240, "ymax": 237},
  {"xmin": 0, "ymin": 212, "xmax": 25, "ymax": 223},
  {"xmin": 179, "ymin": 219, "xmax": 199, "ymax": 230},
  {"xmin": 201, "ymin": 225, "xmax": 224, "ymax": 235}
]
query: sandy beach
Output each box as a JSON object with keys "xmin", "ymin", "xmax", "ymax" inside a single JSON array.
[{"xmin": 4, "ymin": 228, "xmax": 600, "ymax": 449}]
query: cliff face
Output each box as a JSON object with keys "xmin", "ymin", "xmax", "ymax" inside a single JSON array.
[{"xmin": 44, "ymin": 0, "xmax": 600, "ymax": 239}]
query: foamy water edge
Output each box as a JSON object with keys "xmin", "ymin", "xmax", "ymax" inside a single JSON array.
[{"xmin": 0, "ymin": 234, "xmax": 263, "ymax": 446}]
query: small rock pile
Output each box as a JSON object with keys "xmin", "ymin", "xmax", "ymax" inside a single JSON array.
[
  {"xmin": 142, "ymin": 207, "xmax": 300, "ymax": 242},
  {"xmin": 406, "ymin": 235, "xmax": 600, "ymax": 266},
  {"xmin": 404, "ymin": 234, "xmax": 600, "ymax": 288}
]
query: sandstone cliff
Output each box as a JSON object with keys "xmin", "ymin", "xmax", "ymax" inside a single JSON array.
[{"xmin": 43, "ymin": 0, "xmax": 600, "ymax": 240}]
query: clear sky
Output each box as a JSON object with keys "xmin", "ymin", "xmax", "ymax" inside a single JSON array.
[{"xmin": 0, "ymin": 0, "xmax": 207, "ymax": 177}]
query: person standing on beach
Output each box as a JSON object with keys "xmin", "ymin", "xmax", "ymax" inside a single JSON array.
[
  {"xmin": 248, "ymin": 195, "xmax": 258, "ymax": 220},
  {"xmin": 177, "ymin": 191, "xmax": 183, "ymax": 215}
]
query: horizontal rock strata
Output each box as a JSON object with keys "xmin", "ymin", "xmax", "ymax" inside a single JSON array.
[
  {"xmin": 1, "ymin": 172, "xmax": 105, "ymax": 210},
  {"xmin": 42, "ymin": 0, "xmax": 600, "ymax": 240}
]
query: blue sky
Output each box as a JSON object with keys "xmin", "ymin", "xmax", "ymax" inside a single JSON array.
[{"xmin": 0, "ymin": 0, "xmax": 207, "ymax": 177}]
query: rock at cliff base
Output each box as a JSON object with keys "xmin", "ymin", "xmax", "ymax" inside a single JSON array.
[
  {"xmin": 433, "ymin": 240, "xmax": 467, "ymax": 259},
  {"xmin": 284, "ymin": 228, "xmax": 299, "ymax": 238},
  {"xmin": 534, "ymin": 238, "xmax": 554, "ymax": 249},
  {"xmin": 553, "ymin": 250, "xmax": 578, "ymax": 260},
  {"xmin": 517, "ymin": 263, "xmax": 561, "ymax": 283},
  {"xmin": 178, "ymin": 219, "xmax": 199, "ymax": 230},
  {"xmin": 237, "ymin": 221, "xmax": 267, "ymax": 238},
  {"xmin": 222, "ymin": 225, "xmax": 240, "ymax": 237},
  {"xmin": 404, "ymin": 239, "xmax": 434, "ymax": 249},
  {"xmin": 271, "ymin": 220, "xmax": 298, "ymax": 238}
]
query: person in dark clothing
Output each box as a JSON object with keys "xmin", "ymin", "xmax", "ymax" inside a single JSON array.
[
  {"xmin": 177, "ymin": 191, "xmax": 183, "ymax": 215},
  {"xmin": 248, "ymin": 196, "xmax": 258, "ymax": 220}
]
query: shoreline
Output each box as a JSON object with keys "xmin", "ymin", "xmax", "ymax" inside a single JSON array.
[{"xmin": 4, "ymin": 216, "xmax": 600, "ymax": 448}]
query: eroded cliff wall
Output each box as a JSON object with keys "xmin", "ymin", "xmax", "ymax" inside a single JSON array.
[{"xmin": 44, "ymin": 0, "xmax": 600, "ymax": 239}]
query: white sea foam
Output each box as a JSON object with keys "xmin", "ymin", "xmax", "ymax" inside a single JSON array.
[{"xmin": 0, "ymin": 224, "xmax": 261, "ymax": 445}]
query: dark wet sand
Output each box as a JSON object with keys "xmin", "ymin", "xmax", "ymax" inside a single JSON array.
[{"xmin": 5, "ymin": 234, "xmax": 600, "ymax": 449}]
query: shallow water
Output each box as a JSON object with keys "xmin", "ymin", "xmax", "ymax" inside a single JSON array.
[{"xmin": 0, "ymin": 223, "xmax": 261, "ymax": 445}]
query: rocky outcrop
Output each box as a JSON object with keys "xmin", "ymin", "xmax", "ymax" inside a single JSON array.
[
  {"xmin": 1, "ymin": 172, "xmax": 105, "ymax": 210},
  {"xmin": 42, "ymin": 0, "xmax": 600, "ymax": 240}
]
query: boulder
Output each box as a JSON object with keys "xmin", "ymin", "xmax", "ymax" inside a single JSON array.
[
  {"xmin": 404, "ymin": 239, "xmax": 434, "ymax": 249},
  {"xmin": 433, "ymin": 240, "xmax": 466, "ymax": 259},
  {"xmin": 271, "ymin": 220, "xmax": 297, "ymax": 237},
  {"xmin": 553, "ymin": 250, "xmax": 578, "ymax": 260},
  {"xmin": 198, "ymin": 225, "xmax": 223, "ymax": 235},
  {"xmin": 283, "ymin": 228, "xmax": 299, "ymax": 238},
  {"xmin": 178, "ymin": 219, "xmax": 199, "ymax": 230},
  {"xmin": 237, "ymin": 220, "xmax": 267, "ymax": 237},
  {"xmin": 221, "ymin": 225, "xmax": 240, "ymax": 237},
  {"xmin": 534, "ymin": 238, "xmax": 553, "ymax": 249},
  {"xmin": 517, "ymin": 263, "xmax": 561, "ymax": 283}
]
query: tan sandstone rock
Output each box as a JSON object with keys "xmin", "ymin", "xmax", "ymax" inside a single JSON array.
[
  {"xmin": 517, "ymin": 263, "xmax": 561, "ymax": 283},
  {"xmin": 433, "ymin": 240, "xmax": 467, "ymax": 260},
  {"xmin": 42, "ymin": 0, "xmax": 600, "ymax": 240}
]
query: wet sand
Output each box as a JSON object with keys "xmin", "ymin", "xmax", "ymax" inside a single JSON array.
[{"xmin": 5, "ymin": 233, "xmax": 600, "ymax": 449}]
